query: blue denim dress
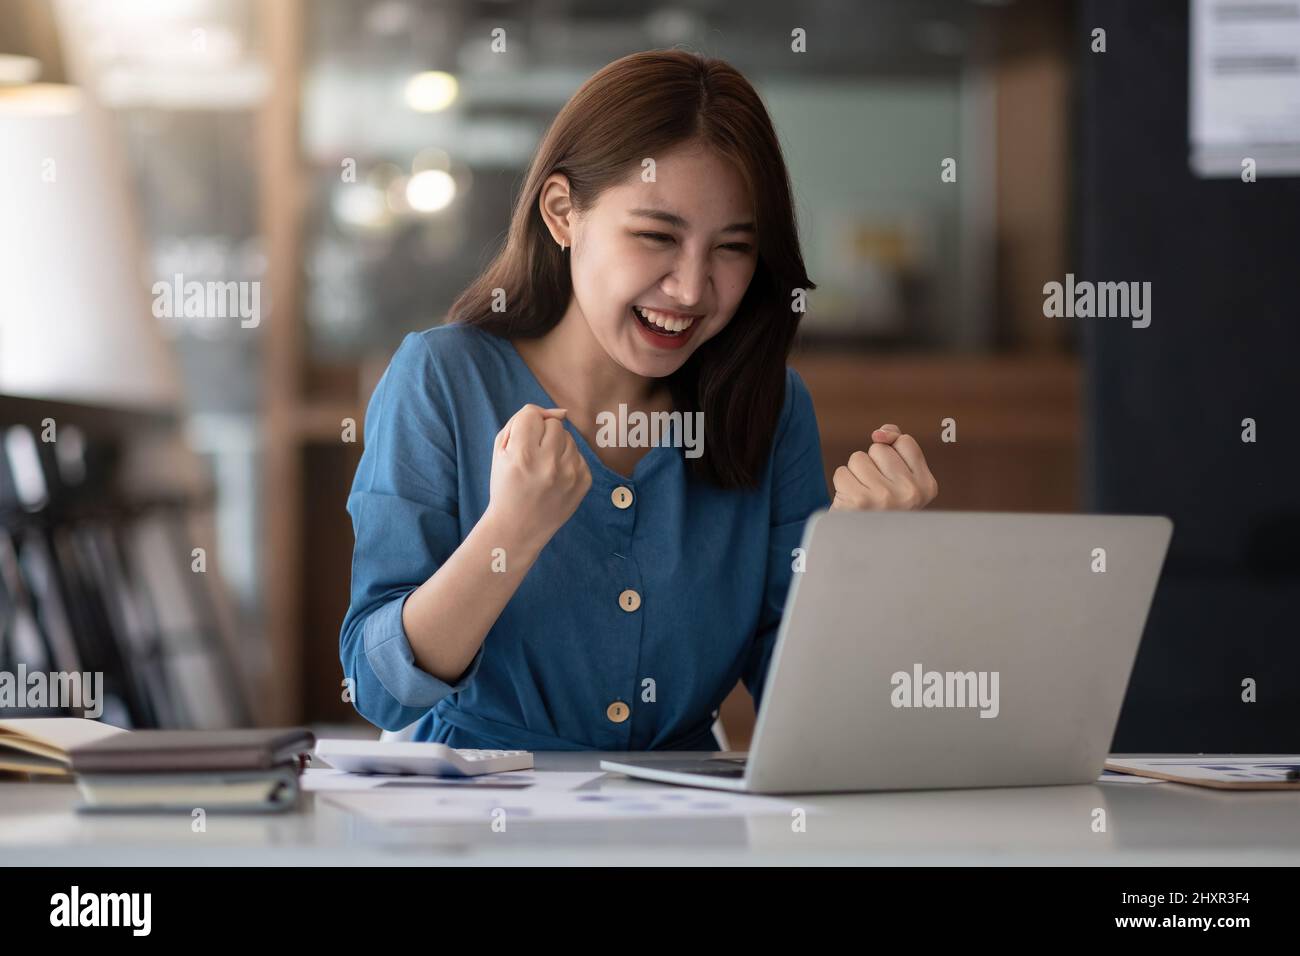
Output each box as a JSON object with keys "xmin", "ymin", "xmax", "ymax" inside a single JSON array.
[{"xmin": 340, "ymin": 323, "xmax": 830, "ymax": 750}]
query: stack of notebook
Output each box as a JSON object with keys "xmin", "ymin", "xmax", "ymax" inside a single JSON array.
[{"xmin": 0, "ymin": 718, "xmax": 314, "ymax": 812}]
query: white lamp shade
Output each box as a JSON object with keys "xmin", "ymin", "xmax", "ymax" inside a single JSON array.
[{"xmin": 0, "ymin": 84, "xmax": 181, "ymax": 411}]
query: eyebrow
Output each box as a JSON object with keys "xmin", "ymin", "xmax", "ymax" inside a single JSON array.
[{"xmin": 627, "ymin": 207, "xmax": 756, "ymax": 236}]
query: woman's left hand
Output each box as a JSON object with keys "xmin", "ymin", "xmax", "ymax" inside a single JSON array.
[{"xmin": 830, "ymin": 424, "xmax": 939, "ymax": 511}]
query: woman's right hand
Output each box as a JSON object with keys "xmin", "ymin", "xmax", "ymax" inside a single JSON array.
[{"xmin": 485, "ymin": 403, "xmax": 592, "ymax": 551}]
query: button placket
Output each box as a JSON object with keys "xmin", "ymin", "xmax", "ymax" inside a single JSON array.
[{"xmin": 604, "ymin": 479, "xmax": 640, "ymax": 743}]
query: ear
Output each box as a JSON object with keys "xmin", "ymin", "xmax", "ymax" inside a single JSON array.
[{"xmin": 538, "ymin": 173, "xmax": 575, "ymax": 247}]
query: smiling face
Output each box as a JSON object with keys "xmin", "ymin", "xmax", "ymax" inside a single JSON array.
[{"xmin": 541, "ymin": 142, "xmax": 759, "ymax": 379}]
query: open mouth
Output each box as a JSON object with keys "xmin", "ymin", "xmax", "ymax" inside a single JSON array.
[{"xmin": 630, "ymin": 304, "xmax": 698, "ymax": 338}]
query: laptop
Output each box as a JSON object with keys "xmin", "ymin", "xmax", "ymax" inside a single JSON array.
[{"xmin": 600, "ymin": 510, "xmax": 1173, "ymax": 794}]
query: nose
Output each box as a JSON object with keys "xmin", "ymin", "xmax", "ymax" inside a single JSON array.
[{"xmin": 661, "ymin": 250, "xmax": 710, "ymax": 311}]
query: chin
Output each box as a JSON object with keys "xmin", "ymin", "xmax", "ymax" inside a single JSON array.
[{"xmin": 620, "ymin": 344, "xmax": 691, "ymax": 378}]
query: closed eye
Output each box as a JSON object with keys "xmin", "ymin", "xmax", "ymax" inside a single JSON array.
[{"xmin": 635, "ymin": 232, "xmax": 752, "ymax": 253}]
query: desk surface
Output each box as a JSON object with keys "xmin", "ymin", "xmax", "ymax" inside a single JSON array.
[{"xmin": 3, "ymin": 752, "xmax": 1298, "ymax": 865}]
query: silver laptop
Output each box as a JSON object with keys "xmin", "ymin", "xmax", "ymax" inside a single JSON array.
[{"xmin": 600, "ymin": 510, "xmax": 1173, "ymax": 794}]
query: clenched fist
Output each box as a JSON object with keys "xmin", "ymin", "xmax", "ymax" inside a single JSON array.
[
  {"xmin": 484, "ymin": 403, "xmax": 593, "ymax": 550},
  {"xmin": 830, "ymin": 424, "xmax": 938, "ymax": 511}
]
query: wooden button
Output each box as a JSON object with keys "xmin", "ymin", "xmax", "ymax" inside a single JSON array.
[
  {"xmin": 611, "ymin": 485, "xmax": 634, "ymax": 509},
  {"xmin": 618, "ymin": 588, "xmax": 641, "ymax": 612},
  {"xmin": 606, "ymin": 701, "xmax": 630, "ymax": 723}
]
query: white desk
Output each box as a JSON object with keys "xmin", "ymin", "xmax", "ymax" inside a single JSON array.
[{"xmin": 2, "ymin": 752, "xmax": 1298, "ymax": 865}]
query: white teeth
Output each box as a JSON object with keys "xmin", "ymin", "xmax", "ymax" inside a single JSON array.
[{"xmin": 634, "ymin": 305, "xmax": 695, "ymax": 333}]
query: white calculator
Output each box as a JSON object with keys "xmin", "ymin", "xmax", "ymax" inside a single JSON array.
[{"xmin": 314, "ymin": 739, "xmax": 534, "ymax": 777}]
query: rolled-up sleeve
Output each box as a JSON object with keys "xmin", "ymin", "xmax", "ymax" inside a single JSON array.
[
  {"xmin": 339, "ymin": 332, "xmax": 485, "ymax": 732},
  {"xmin": 741, "ymin": 367, "xmax": 831, "ymax": 713}
]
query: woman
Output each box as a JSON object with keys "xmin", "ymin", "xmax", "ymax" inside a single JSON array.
[{"xmin": 339, "ymin": 50, "xmax": 938, "ymax": 751}]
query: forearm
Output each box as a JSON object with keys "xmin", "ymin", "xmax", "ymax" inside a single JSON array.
[{"xmin": 400, "ymin": 507, "xmax": 547, "ymax": 684}]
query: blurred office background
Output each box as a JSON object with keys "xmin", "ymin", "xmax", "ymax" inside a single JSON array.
[{"xmin": 0, "ymin": 0, "xmax": 1295, "ymax": 750}]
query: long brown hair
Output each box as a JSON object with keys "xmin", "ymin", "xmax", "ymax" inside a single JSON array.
[{"xmin": 449, "ymin": 49, "xmax": 815, "ymax": 489}]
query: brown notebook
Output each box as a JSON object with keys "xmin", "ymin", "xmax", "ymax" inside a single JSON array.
[
  {"xmin": 69, "ymin": 728, "xmax": 316, "ymax": 774},
  {"xmin": 1104, "ymin": 756, "xmax": 1300, "ymax": 790},
  {"xmin": 0, "ymin": 718, "xmax": 130, "ymax": 777}
]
